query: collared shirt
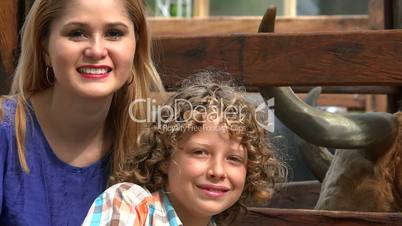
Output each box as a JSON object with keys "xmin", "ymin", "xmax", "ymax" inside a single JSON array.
[{"xmin": 82, "ymin": 183, "xmax": 217, "ymax": 226}]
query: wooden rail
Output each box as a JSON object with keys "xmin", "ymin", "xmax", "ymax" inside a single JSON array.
[
  {"xmin": 149, "ymin": 16, "xmax": 369, "ymax": 36},
  {"xmin": 233, "ymin": 208, "xmax": 402, "ymax": 226},
  {"xmin": 153, "ymin": 29, "xmax": 402, "ymax": 89}
]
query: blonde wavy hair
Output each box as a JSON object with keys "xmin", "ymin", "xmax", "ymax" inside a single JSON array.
[
  {"xmin": 1, "ymin": 0, "xmax": 164, "ymax": 181},
  {"xmin": 114, "ymin": 75, "xmax": 286, "ymax": 225}
]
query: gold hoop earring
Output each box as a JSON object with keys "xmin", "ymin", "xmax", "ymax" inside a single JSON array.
[{"xmin": 46, "ymin": 66, "xmax": 54, "ymax": 86}]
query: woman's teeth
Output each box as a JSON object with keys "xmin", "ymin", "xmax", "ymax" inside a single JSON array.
[{"xmin": 78, "ymin": 68, "xmax": 109, "ymax": 74}]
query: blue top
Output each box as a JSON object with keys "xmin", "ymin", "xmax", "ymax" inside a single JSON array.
[{"xmin": 0, "ymin": 98, "xmax": 110, "ymax": 226}]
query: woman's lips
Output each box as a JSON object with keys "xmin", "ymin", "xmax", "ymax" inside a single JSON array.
[{"xmin": 77, "ymin": 65, "xmax": 112, "ymax": 79}]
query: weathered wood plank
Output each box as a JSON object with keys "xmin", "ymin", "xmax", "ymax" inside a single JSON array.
[
  {"xmin": 0, "ymin": 0, "xmax": 18, "ymax": 76},
  {"xmin": 292, "ymin": 86, "xmax": 398, "ymax": 94},
  {"xmin": 153, "ymin": 30, "xmax": 402, "ymax": 88},
  {"xmin": 368, "ymin": 0, "xmax": 385, "ymax": 29},
  {"xmin": 0, "ymin": 55, "xmax": 9, "ymax": 95},
  {"xmin": 0, "ymin": 0, "xmax": 19, "ymax": 94},
  {"xmin": 149, "ymin": 16, "xmax": 368, "ymax": 36},
  {"xmin": 233, "ymin": 208, "xmax": 402, "ymax": 226},
  {"xmin": 264, "ymin": 181, "xmax": 320, "ymax": 209}
]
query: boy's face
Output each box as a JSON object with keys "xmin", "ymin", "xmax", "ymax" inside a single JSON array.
[{"xmin": 165, "ymin": 119, "xmax": 247, "ymax": 222}]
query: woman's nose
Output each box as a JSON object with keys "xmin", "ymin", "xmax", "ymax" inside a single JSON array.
[{"xmin": 84, "ymin": 37, "xmax": 108, "ymax": 59}]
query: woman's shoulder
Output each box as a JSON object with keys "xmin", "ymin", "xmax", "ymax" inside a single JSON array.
[{"xmin": 0, "ymin": 95, "xmax": 18, "ymax": 127}]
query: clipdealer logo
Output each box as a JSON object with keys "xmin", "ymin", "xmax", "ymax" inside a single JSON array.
[{"xmin": 128, "ymin": 98, "xmax": 275, "ymax": 133}]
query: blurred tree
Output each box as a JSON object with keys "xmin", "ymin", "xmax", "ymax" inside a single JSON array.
[
  {"xmin": 210, "ymin": 0, "xmax": 284, "ymax": 16},
  {"xmin": 319, "ymin": 0, "xmax": 368, "ymax": 15},
  {"xmin": 145, "ymin": 0, "xmax": 368, "ymax": 17}
]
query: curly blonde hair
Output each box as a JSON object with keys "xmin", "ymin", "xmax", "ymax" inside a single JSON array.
[{"xmin": 114, "ymin": 75, "xmax": 286, "ymax": 225}]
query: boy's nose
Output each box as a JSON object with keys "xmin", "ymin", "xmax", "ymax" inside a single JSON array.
[
  {"xmin": 207, "ymin": 161, "xmax": 226, "ymax": 180},
  {"xmin": 84, "ymin": 38, "xmax": 108, "ymax": 59}
]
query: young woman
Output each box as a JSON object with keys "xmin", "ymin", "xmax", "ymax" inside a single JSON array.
[
  {"xmin": 0, "ymin": 0, "xmax": 164, "ymax": 225},
  {"xmin": 83, "ymin": 77, "xmax": 286, "ymax": 226}
]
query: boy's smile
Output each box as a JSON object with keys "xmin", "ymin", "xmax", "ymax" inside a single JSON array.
[{"xmin": 165, "ymin": 119, "xmax": 247, "ymax": 224}]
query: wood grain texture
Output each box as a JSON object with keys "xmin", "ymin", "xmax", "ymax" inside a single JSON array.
[
  {"xmin": 368, "ymin": 0, "xmax": 385, "ymax": 29},
  {"xmin": 0, "ymin": 0, "xmax": 18, "ymax": 76},
  {"xmin": 0, "ymin": 54, "xmax": 9, "ymax": 95},
  {"xmin": 0, "ymin": 0, "xmax": 19, "ymax": 94},
  {"xmin": 263, "ymin": 181, "xmax": 320, "ymax": 209},
  {"xmin": 233, "ymin": 208, "xmax": 402, "ymax": 226},
  {"xmin": 153, "ymin": 30, "xmax": 402, "ymax": 88},
  {"xmin": 149, "ymin": 16, "xmax": 368, "ymax": 36},
  {"xmin": 291, "ymin": 86, "xmax": 398, "ymax": 94}
]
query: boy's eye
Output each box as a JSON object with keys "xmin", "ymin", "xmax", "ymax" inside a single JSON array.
[
  {"xmin": 228, "ymin": 155, "xmax": 244, "ymax": 164},
  {"xmin": 105, "ymin": 29, "xmax": 124, "ymax": 40},
  {"xmin": 191, "ymin": 148, "xmax": 208, "ymax": 156}
]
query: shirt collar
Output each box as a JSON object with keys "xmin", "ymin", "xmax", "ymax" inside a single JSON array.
[
  {"xmin": 160, "ymin": 190, "xmax": 183, "ymax": 226},
  {"xmin": 160, "ymin": 189, "xmax": 217, "ymax": 226}
]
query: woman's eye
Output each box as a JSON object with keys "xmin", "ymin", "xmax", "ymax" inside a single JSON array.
[
  {"xmin": 106, "ymin": 29, "xmax": 124, "ymax": 40},
  {"xmin": 67, "ymin": 30, "xmax": 87, "ymax": 40}
]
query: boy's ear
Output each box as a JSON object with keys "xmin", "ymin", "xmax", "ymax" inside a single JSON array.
[{"xmin": 160, "ymin": 160, "xmax": 170, "ymax": 174}]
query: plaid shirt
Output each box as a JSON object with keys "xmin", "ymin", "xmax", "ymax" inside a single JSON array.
[{"xmin": 82, "ymin": 183, "xmax": 217, "ymax": 226}]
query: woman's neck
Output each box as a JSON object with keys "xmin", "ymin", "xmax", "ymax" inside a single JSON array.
[{"xmin": 31, "ymin": 87, "xmax": 113, "ymax": 167}]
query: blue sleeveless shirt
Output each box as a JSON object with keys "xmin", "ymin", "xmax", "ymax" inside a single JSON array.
[{"xmin": 0, "ymin": 98, "xmax": 110, "ymax": 226}]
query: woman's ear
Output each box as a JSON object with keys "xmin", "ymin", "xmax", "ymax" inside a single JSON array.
[
  {"xmin": 41, "ymin": 40, "xmax": 51, "ymax": 66},
  {"xmin": 44, "ymin": 52, "xmax": 50, "ymax": 66},
  {"xmin": 43, "ymin": 49, "xmax": 51, "ymax": 66}
]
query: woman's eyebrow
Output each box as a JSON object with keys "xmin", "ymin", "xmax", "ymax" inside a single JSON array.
[
  {"xmin": 106, "ymin": 22, "xmax": 129, "ymax": 28},
  {"xmin": 63, "ymin": 22, "xmax": 88, "ymax": 28},
  {"xmin": 62, "ymin": 22, "xmax": 129, "ymax": 29}
]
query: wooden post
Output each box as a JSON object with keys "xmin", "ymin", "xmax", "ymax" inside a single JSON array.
[
  {"xmin": 384, "ymin": 0, "xmax": 402, "ymax": 112},
  {"xmin": 394, "ymin": 0, "xmax": 402, "ymax": 111},
  {"xmin": 0, "ymin": 0, "xmax": 19, "ymax": 94},
  {"xmin": 192, "ymin": 0, "xmax": 209, "ymax": 18},
  {"xmin": 283, "ymin": 0, "xmax": 297, "ymax": 17},
  {"xmin": 367, "ymin": 0, "xmax": 387, "ymax": 112},
  {"xmin": 368, "ymin": 0, "xmax": 386, "ymax": 29}
]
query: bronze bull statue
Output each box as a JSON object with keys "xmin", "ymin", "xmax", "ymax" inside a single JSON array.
[
  {"xmin": 261, "ymin": 87, "xmax": 401, "ymax": 212},
  {"xmin": 258, "ymin": 6, "xmax": 401, "ymax": 212}
]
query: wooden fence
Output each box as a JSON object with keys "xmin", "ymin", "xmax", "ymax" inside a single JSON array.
[{"xmin": 1, "ymin": 1, "xmax": 402, "ymax": 224}]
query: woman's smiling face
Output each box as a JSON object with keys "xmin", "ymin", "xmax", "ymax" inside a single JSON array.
[{"xmin": 45, "ymin": 0, "xmax": 136, "ymax": 99}]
